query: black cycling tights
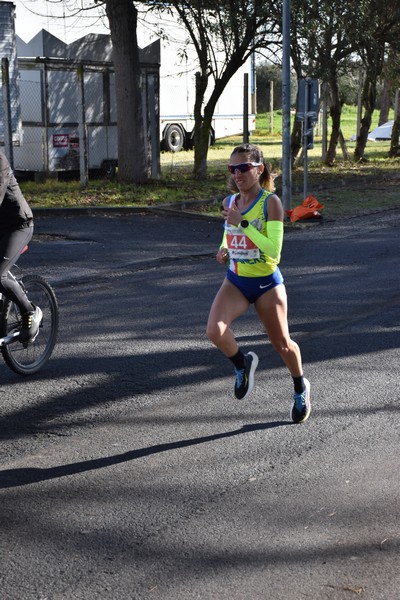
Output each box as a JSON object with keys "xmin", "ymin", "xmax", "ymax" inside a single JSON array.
[{"xmin": 0, "ymin": 226, "xmax": 34, "ymax": 313}]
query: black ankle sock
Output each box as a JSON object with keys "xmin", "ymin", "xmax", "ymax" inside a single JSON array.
[
  {"xmin": 293, "ymin": 376, "xmax": 305, "ymax": 394},
  {"xmin": 229, "ymin": 349, "xmax": 246, "ymax": 370}
]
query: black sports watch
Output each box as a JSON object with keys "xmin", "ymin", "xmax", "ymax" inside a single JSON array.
[{"xmin": 240, "ymin": 219, "xmax": 249, "ymax": 228}]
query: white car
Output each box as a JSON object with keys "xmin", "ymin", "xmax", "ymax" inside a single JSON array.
[
  {"xmin": 367, "ymin": 120, "xmax": 393, "ymax": 141},
  {"xmin": 350, "ymin": 120, "xmax": 393, "ymax": 142}
]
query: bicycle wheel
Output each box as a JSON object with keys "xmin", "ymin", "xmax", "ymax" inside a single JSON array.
[{"xmin": 0, "ymin": 274, "xmax": 59, "ymax": 375}]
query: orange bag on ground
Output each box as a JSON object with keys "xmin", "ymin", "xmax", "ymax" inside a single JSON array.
[{"xmin": 286, "ymin": 195, "xmax": 325, "ymax": 222}]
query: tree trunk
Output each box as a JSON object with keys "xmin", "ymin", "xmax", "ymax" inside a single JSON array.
[
  {"xmin": 354, "ymin": 77, "xmax": 376, "ymax": 162},
  {"xmin": 193, "ymin": 71, "xmax": 209, "ymax": 179},
  {"xmin": 389, "ymin": 109, "xmax": 400, "ymax": 157},
  {"xmin": 105, "ymin": 0, "xmax": 147, "ymax": 183},
  {"xmin": 193, "ymin": 66, "xmax": 239, "ymax": 179},
  {"xmin": 379, "ymin": 76, "xmax": 391, "ymax": 125},
  {"xmin": 325, "ymin": 79, "xmax": 342, "ymax": 166},
  {"xmin": 338, "ymin": 129, "xmax": 350, "ymax": 160},
  {"xmin": 290, "ymin": 120, "xmax": 302, "ymax": 167},
  {"xmin": 193, "ymin": 113, "xmax": 213, "ymax": 179}
]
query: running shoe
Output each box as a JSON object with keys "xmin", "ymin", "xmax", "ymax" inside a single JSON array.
[
  {"xmin": 234, "ymin": 351, "xmax": 259, "ymax": 399},
  {"xmin": 291, "ymin": 378, "xmax": 311, "ymax": 423},
  {"xmin": 20, "ymin": 305, "xmax": 43, "ymax": 343}
]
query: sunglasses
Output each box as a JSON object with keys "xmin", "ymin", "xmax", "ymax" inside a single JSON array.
[{"xmin": 228, "ymin": 162, "xmax": 262, "ymax": 174}]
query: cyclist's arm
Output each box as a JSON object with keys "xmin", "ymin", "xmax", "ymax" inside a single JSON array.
[{"xmin": 0, "ymin": 152, "xmax": 11, "ymax": 205}]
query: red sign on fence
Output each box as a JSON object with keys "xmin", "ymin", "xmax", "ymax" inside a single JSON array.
[{"xmin": 53, "ymin": 134, "xmax": 69, "ymax": 148}]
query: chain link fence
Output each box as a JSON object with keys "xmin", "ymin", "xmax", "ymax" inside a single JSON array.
[{"xmin": 2, "ymin": 57, "xmax": 159, "ymax": 182}]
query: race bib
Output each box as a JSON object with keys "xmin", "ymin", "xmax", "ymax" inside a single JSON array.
[{"xmin": 226, "ymin": 230, "xmax": 260, "ymax": 259}]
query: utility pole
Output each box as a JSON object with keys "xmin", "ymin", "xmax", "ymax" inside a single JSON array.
[
  {"xmin": 269, "ymin": 80, "xmax": 274, "ymax": 133},
  {"xmin": 296, "ymin": 78, "xmax": 319, "ymax": 199},
  {"xmin": 281, "ymin": 0, "xmax": 291, "ymax": 213},
  {"xmin": 243, "ymin": 73, "xmax": 249, "ymax": 143}
]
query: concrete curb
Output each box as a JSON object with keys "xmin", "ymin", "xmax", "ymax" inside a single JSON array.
[{"xmin": 31, "ymin": 201, "xmax": 327, "ymax": 227}]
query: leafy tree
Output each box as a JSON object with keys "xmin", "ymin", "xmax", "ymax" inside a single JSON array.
[
  {"xmin": 256, "ymin": 62, "xmax": 296, "ymax": 113},
  {"xmin": 347, "ymin": 0, "xmax": 400, "ymax": 161},
  {"xmin": 255, "ymin": 63, "xmax": 278, "ymax": 114},
  {"xmin": 338, "ymin": 70, "xmax": 361, "ymax": 107},
  {"xmin": 290, "ymin": 0, "xmax": 356, "ymax": 165},
  {"xmin": 147, "ymin": 0, "xmax": 281, "ymax": 178}
]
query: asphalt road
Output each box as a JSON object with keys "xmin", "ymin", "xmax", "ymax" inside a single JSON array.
[{"xmin": 0, "ymin": 206, "xmax": 399, "ymax": 600}]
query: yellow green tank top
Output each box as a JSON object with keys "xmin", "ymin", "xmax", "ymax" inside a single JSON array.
[{"xmin": 222, "ymin": 189, "xmax": 279, "ymax": 277}]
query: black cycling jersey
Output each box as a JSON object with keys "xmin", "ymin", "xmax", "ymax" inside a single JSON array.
[
  {"xmin": 0, "ymin": 151, "xmax": 35, "ymax": 313},
  {"xmin": 0, "ymin": 151, "xmax": 33, "ymax": 232}
]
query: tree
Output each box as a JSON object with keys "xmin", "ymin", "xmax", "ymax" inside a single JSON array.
[
  {"xmin": 103, "ymin": 0, "xmax": 147, "ymax": 182},
  {"xmin": 256, "ymin": 62, "xmax": 296, "ymax": 113},
  {"xmin": 348, "ymin": 0, "xmax": 400, "ymax": 161},
  {"xmin": 386, "ymin": 49, "xmax": 400, "ymax": 157},
  {"xmin": 379, "ymin": 73, "xmax": 392, "ymax": 126},
  {"xmin": 290, "ymin": 0, "xmax": 356, "ymax": 165},
  {"xmin": 148, "ymin": 1, "xmax": 280, "ymax": 179}
]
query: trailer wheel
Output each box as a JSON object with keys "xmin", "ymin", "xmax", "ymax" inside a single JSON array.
[{"xmin": 163, "ymin": 124, "xmax": 184, "ymax": 152}]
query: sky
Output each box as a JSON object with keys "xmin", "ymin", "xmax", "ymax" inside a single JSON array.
[
  {"xmin": 12, "ymin": 0, "xmax": 109, "ymax": 43},
  {"xmin": 12, "ymin": 1, "xmax": 186, "ymax": 56}
]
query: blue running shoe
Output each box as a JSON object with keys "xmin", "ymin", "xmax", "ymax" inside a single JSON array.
[
  {"xmin": 234, "ymin": 351, "xmax": 259, "ymax": 399},
  {"xmin": 291, "ymin": 378, "xmax": 311, "ymax": 423}
]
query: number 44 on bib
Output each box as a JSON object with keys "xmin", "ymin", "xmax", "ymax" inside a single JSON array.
[{"xmin": 226, "ymin": 230, "xmax": 260, "ymax": 259}]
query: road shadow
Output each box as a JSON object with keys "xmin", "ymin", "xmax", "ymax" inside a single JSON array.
[{"xmin": 0, "ymin": 420, "xmax": 290, "ymax": 489}]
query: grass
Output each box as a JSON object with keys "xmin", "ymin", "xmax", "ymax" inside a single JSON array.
[{"xmin": 20, "ymin": 105, "xmax": 400, "ymax": 222}]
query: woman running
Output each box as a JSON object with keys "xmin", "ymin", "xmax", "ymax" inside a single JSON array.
[{"xmin": 206, "ymin": 143, "xmax": 311, "ymax": 423}]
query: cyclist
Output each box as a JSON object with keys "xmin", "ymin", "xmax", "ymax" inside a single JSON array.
[
  {"xmin": 0, "ymin": 151, "xmax": 42, "ymax": 343},
  {"xmin": 206, "ymin": 143, "xmax": 311, "ymax": 424}
]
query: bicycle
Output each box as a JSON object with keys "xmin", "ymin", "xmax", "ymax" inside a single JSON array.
[{"xmin": 0, "ymin": 246, "xmax": 59, "ymax": 375}]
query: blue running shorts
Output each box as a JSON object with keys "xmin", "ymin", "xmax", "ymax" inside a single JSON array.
[{"xmin": 226, "ymin": 267, "xmax": 284, "ymax": 304}]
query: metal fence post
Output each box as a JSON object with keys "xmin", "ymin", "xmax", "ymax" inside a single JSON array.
[
  {"xmin": 269, "ymin": 79, "xmax": 274, "ymax": 134},
  {"xmin": 77, "ymin": 64, "xmax": 88, "ymax": 188},
  {"xmin": 42, "ymin": 62, "xmax": 49, "ymax": 173},
  {"xmin": 243, "ymin": 73, "xmax": 249, "ymax": 144},
  {"xmin": 282, "ymin": 0, "xmax": 292, "ymax": 213},
  {"xmin": 303, "ymin": 80, "xmax": 309, "ymax": 199},
  {"xmin": 148, "ymin": 73, "xmax": 160, "ymax": 179}
]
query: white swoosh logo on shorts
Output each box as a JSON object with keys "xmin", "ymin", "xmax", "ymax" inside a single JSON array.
[{"xmin": 259, "ymin": 282, "xmax": 273, "ymax": 289}]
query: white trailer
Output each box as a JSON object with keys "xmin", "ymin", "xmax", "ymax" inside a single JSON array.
[{"xmin": 14, "ymin": 31, "xmax": 159, "ymax": 175}]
